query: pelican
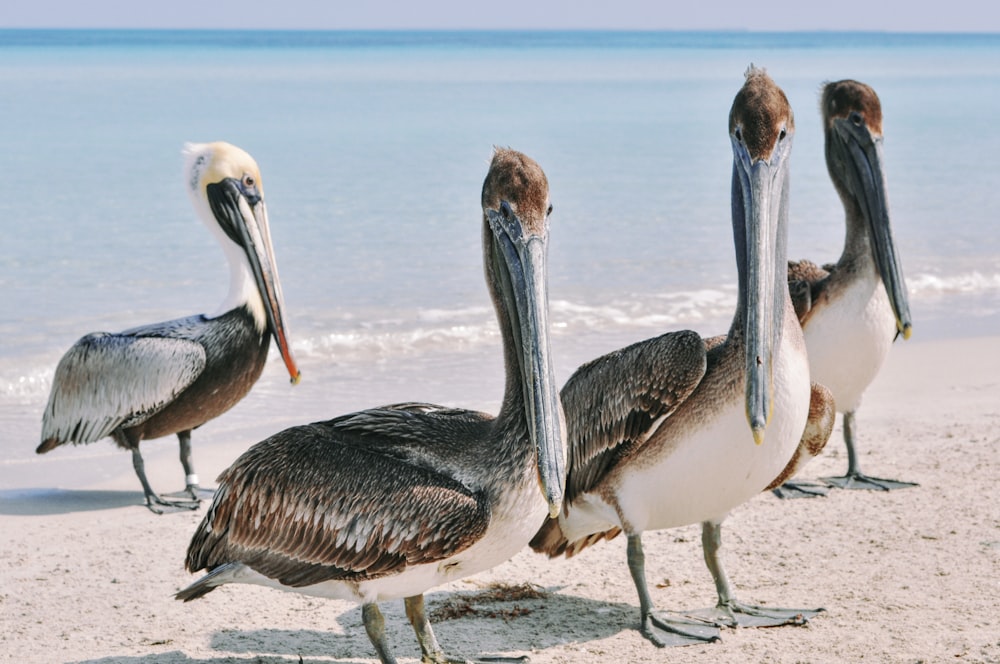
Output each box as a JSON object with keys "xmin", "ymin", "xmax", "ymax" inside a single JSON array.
[
  {"xmin": 780, "ymin": 79, "xmax": 914, "ymax": 496},
  {"xmin": 37, "ymin": 142, "xmax": 300, "ymax": 513},
  {"xmin": 531, "ymin": 67, "xmax": 833, "ymax": 646},
  {"xmin": 175, "ymin": 148, "xmax": 566, "ymax": 664}
]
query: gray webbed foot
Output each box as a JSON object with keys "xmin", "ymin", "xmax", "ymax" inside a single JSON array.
[
  {"xmin": 641, "ymin": 610, "xmax": 721, "ymax": 647},
  {"xmin": 827, "ymin": 412, "xmax": 917, "ymax": 491},
  {"xmin": 418, "ymin": 649, "xmax": 528, "ymax": 663},
  {"xmin": 144, "ymin": 492, "xmax": 200, "ymax": 514},
  {"xmin": 687, "ymin": 600, "xmax": 824, "ymax": 628},
  {"xmin": 772, "ymin": 479, "xmax": 830, "ymax": 499},
  {"xmin": 446, "ymin": 656, "xmax": 529, "ymax": 664},
  {"xmin": 822, "ymin": 472, "xmax": 917, "ymax": 491},
  {"xmin": 164, "ymin": 484, "xmax": 216, "ymax": 501}
]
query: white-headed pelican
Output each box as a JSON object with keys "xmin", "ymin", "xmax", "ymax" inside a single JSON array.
[{"xmin": 38, "ymin": 142, "xmax": 300, "ymax": 513}]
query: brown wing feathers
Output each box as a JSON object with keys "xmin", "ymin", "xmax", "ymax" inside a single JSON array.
[
  {"xmin": 561, "ymin": 330, "xmax": 706, "ymax": 505},
  {"xmin": 185, "ymin": 419, "xmax": 490, "ymax": 587},
  {"xmin": 531, "ymin": 330, "xmax": 706, "ymax": 559}
]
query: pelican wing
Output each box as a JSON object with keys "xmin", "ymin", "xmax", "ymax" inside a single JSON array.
[
  {"xmin": 331, "ymin": 402, "xmax": 490, "ymax": 444},
  {"xmin": 561, "ymin": 330, "xmax": 707, "ymax": 504},
  {"xmin": 40, "ymin": 332, "xmax": 206, "ymax": 447},
  {"xmin": 787, "ymin": 259, "xmax": 832, "ymax": 324},
  {"xmin": 185, "ymin": 411, "xmax": 492, "ymax": 587}
]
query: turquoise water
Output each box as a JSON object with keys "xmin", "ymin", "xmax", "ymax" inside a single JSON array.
[{"xmin": 1, "ymin": 30, "xmax": 998, "ymax": 481}]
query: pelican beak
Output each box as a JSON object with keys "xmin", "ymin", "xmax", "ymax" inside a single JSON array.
[
  {"xmin": 486, "ymin": 201, "xmax": 566, "ymax": 518},
  {"xmin": 207, "ymin": 179, "xmax": 301, "ymax": 384},
  {"xmin": 732, "ymin": 138, "xmax": 788, "ymax": 445},
  {"xmin": 833, "ymin": 118, "xmax": 913, "ymax": 340}
]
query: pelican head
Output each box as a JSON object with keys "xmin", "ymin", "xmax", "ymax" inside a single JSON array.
[
  {"xmin": 481, "ymin": 148, "xmax": 566, "ymax": 518},
  {"xmin": 183, "ymin": 142, "xmax": 300, "ymax": 384},
  {"xmin": 728, "ymin": 66, "xmax": 794, "ymax": 444},
  {"xmin": 822, "ymin": 80, "xmax": 912, "ymax": 340}
]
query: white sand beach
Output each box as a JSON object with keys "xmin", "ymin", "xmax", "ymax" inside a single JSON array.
[{"xmin": 2, "ymin": 334, "xmax": 998, "ymax": 663}]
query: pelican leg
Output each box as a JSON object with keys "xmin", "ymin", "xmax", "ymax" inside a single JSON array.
[
  {"xmin": 168, "ymin": 430, "xmax": 214, "ymax": 500},
  {"xmin": 115, "ymin": 430, "xmax": 199, "ymax": 514},
  {"xmin": 685, "ymin": 520, "xmax": 823, "ymax": 628},
  {"xmin": 404, "ymin": 595, "xmax": 453, "ymax": 664},
  {"xmin": 127, "ymin": 447, "xmax": 198, "ymax": 514},
  {"xmin": 625, "ymin": 534, "xmax": 720, "ymax": 647},
  {"xmin": 363, "ymin": 603, "xmax": 399, "ymax": 664},
  {"xmin": 404, "ymin": 595, "xmax": 527, "ymax": 664},
  {"xmin": 822, "ymin": 411, "xmax": 918, "ymax": 491}
]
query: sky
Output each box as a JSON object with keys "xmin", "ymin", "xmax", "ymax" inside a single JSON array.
[{"xmin": 1, "ymin": 0, "xmax": 999, "ymax": 32}]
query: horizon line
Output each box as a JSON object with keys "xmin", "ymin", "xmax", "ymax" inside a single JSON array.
[{"xmin": 2, "ymin": 27, "xmax": 1000, "ymax": 35}]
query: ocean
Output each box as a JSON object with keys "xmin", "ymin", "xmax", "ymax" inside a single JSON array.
[{"xmin": 1, "ymin": 30, "xmax": 998, "ymax": 490}]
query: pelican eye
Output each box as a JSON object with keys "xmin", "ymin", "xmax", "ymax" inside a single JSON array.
[
  {"xmin": 779, "ymin": 127, "xmax": 787, "ymax": 141},
  {"xmin": 849, "ymin": 111, "xmax": 863, "ymax": 126},
  {"xmin": 546, "ymin": 203, "xmax": 553, "ymax": 217},
  {"xmin": 734, "ymin": 126, "xmax": 743, "ymax": 142},
  {"xmin": 242, "ymin": 174, "xmax": 256, "ymax": 189}
]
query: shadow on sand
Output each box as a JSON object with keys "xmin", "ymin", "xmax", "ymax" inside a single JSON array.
[
  {"xmin": 0, "ymin": 487, "xmax": 147, "ymax": 515},
  {"xmin": 70, "ymin": 589, "xmax": 640, "ymax": 663},
  {"xmin": 71, "ymin": 653, "xmax": 363, "ymax": 664}
]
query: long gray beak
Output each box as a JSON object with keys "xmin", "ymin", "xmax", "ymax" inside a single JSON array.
[
  {"xmin": 207, "ymin": 179, "xmax": 301, "ymax": 384},
  {"xmin": 833, "ymin": 118, "xmax": 912, "ymax": 340},
  {"xmin": 487, "ymin": 202, "xmax": 566, "ymax": 517},
  {"xmin": 732, "ymin": 141, "xmax": 786, "ymax": 445}
]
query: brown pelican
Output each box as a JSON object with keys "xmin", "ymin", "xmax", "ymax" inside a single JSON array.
[
  {"xmin": 779, "ymin": 79, "xmax": 914, "ymax": 496},
  {"xmin": 531, "ymin": 67, "xmax": 833, "ymax": 646},
  {"xmin": 176, "ymin": 148, "xmax": 565, "ymax": 664},
  {"xmin": 37, "ymin": 142, "xmax": 300, "ymax": 513}
]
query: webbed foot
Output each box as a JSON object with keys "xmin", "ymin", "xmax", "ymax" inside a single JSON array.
[
  {"xmin": 822, "ymin": 472, "xmax": 917, "ymax": 491},
  {"xmin": 164, "ymin": 484, "xmax": 216, "ymax": 501},
  {"xmin": 421, "ymin": 652, "xmax": 529, "ymax": 663},
  {"xmin": 640, "ymin": 610, "xmax": 721, "ymax": 647},
  {"xmin": 687, "ymin": 600, "xmax": 824, "ymax": 628},
  {"xmin": 771, "ymin": 479, "xmax": 830, "ymax": 499},
  {"xmin": 144, "ymin": 492, "xmax": 200, "ymax": 514}
]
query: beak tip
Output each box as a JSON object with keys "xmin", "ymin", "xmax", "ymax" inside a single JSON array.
[
  {"xmin": 901, "ymin": 323, "xmax": 912, "ymax": 341},
  {"xmin": 541, "ymin": 477, "xmax": 564, "ymax": 519},
  {"xmin": 548, "ymin": 499, "xmax": 562, "ymax": 520},
  {"xmin": 746, "ymin": 403, "xmax": 769, "ymax": 445},
  {"xmin": 290, "ymin": 371, "xmax": 301, "ymax": 386}
]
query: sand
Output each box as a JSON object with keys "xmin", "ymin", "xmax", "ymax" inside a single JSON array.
[{"xmin": 2, "ymin": 335, "xmax": 999, "ymax": 664}]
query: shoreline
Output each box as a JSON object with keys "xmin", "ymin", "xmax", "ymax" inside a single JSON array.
[{"xmin": 1, "ymin": 334, "xmax": 999, "ymax": 663}]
